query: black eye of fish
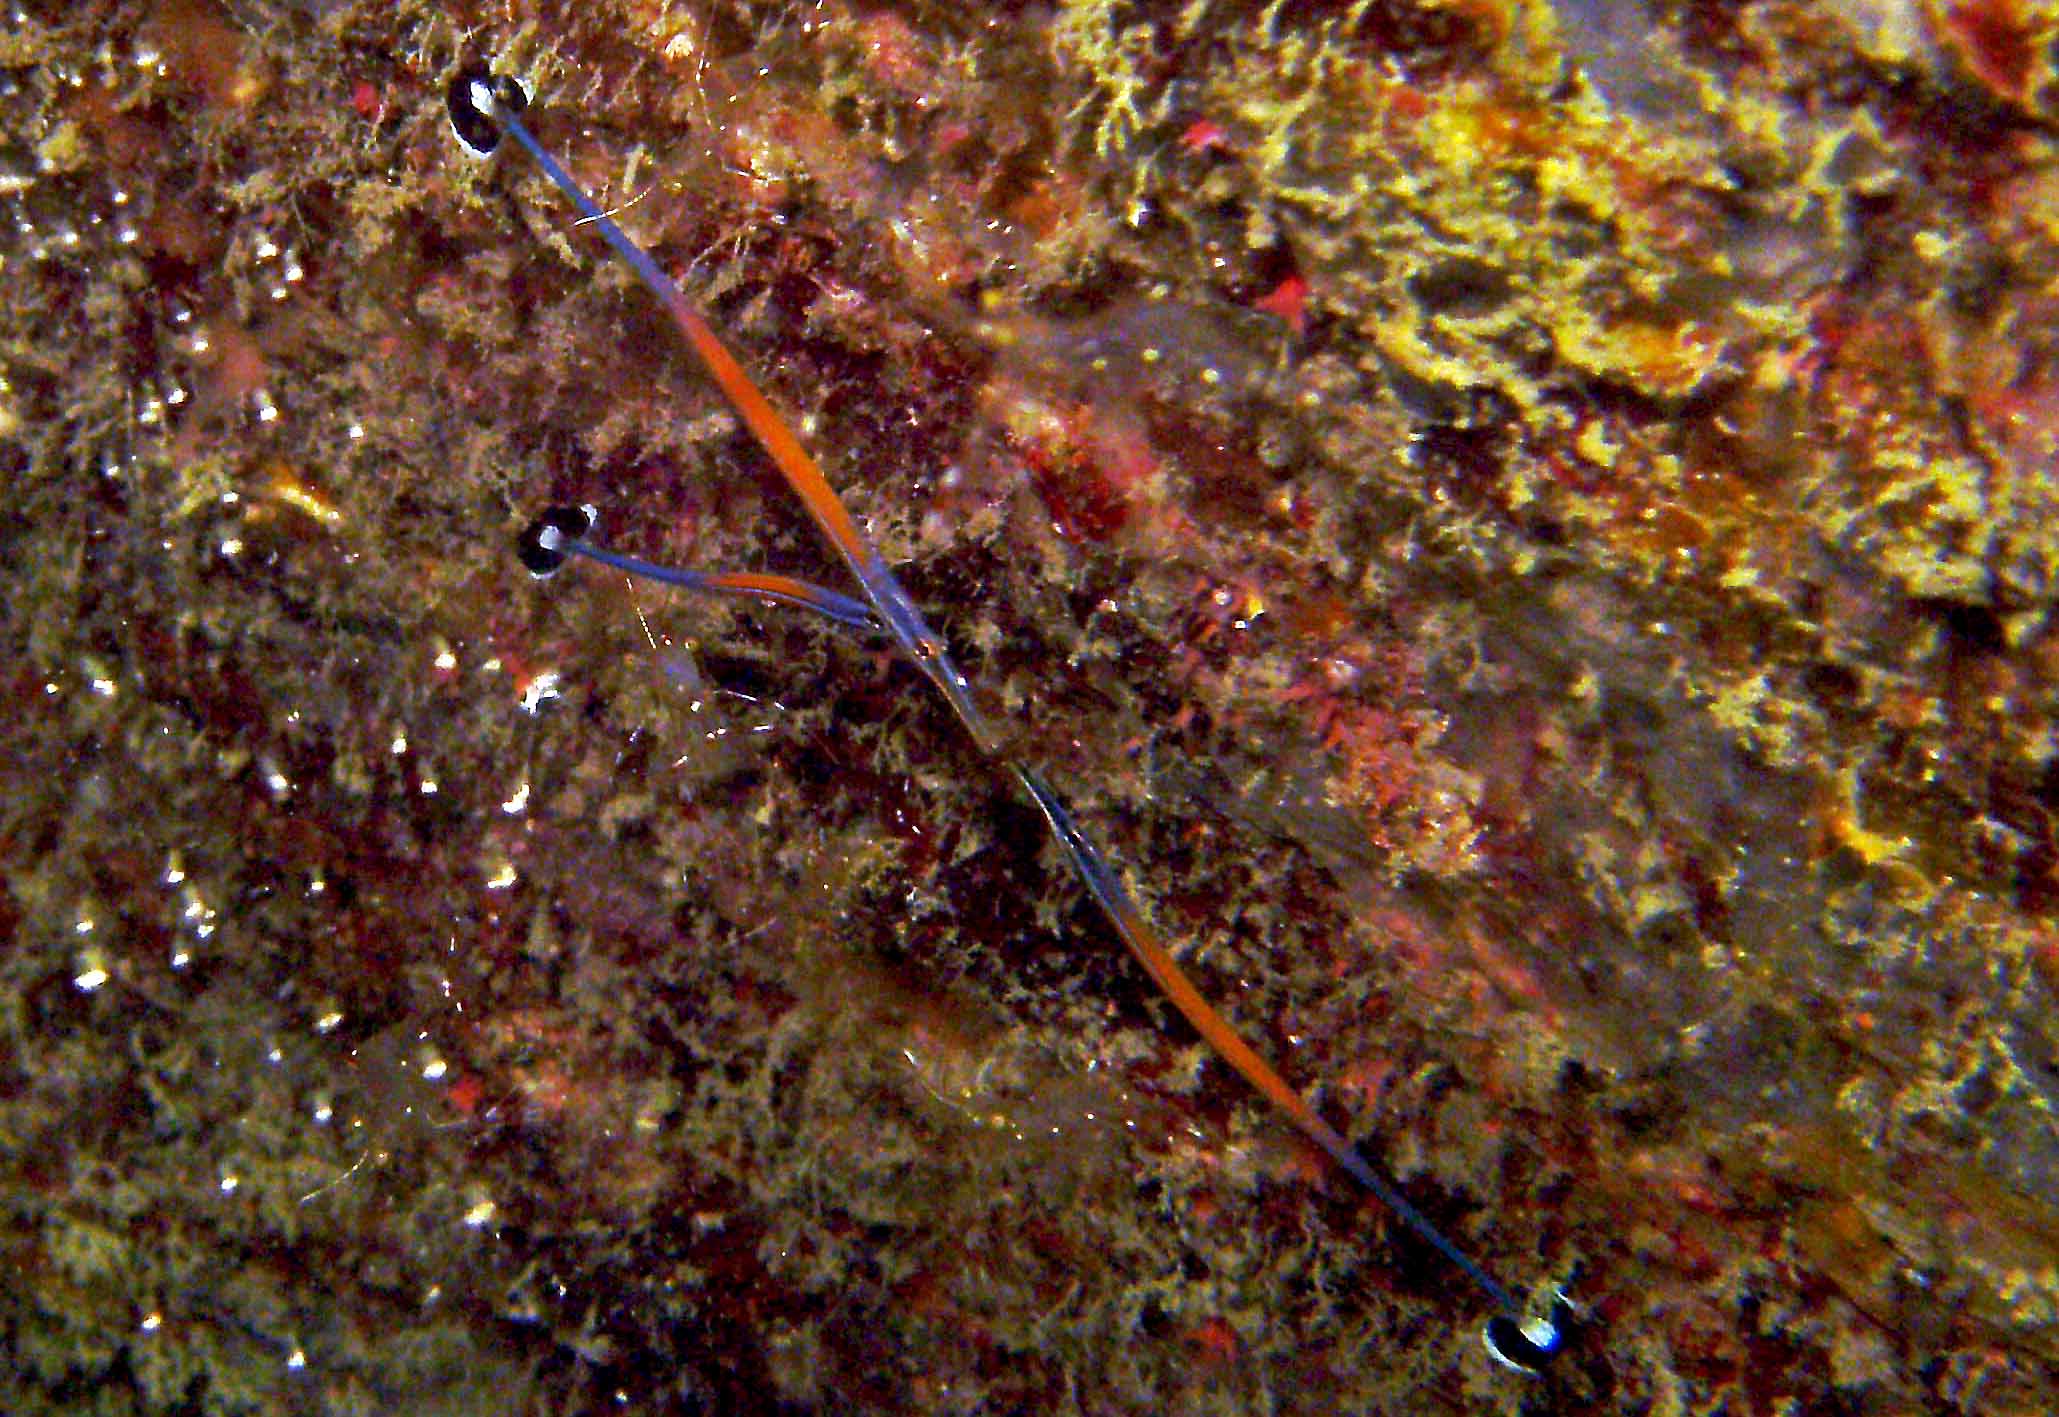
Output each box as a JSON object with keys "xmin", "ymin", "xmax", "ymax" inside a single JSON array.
[
  {"xmin": 1483, "ymin": 1293, "xmax": 1577, "ymax": 1375},
  {"xmin": 446, "ymin": 64, "xmax": 529, "ymax": 158},
  {"xmin": 514, "ymin": 505, "xmax": 593, "ymax": 578}
]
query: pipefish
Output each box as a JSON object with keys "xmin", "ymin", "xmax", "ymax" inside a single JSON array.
[
  {"xmin": 518, "ymin": 503, "xmax": 882, "ymax": 634},
  {"xmin": 450, "ymin": 65, "xmax": 1570, "ymax": 1372}
]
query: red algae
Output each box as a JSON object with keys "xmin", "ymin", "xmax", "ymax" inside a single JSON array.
[{"xmin": 1935, "ymin": 0, "xmax": 2046, "ymax": 107}]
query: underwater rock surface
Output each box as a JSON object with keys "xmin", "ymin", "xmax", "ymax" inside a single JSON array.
[{"xmin": 2, "ymin": 0, "xmax": 2055, "ymax": 1411}]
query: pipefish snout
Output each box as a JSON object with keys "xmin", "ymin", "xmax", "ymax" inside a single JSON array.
[{"xmin": 451, "ymin": 63, "xmax": 1572, "ymax": 1374}]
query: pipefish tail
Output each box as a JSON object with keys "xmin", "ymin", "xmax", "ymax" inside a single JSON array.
[{"xmin": 454, "ymin": 63, "xmax": 1568, "ymax": 1371}]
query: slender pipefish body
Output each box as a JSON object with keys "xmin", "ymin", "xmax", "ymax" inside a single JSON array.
[
  {"xmin": 453, "ymin": 72, "xmax": 996, "ymax": 756},
  {"xmin": 449, "ymin": 66, "xmax": 1571, "ymax": 1372}
]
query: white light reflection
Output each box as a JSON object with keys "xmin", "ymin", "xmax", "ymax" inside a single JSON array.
[{"xmin": 518, "ymin": 671, "xmax": 561, "ymax": 714}]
